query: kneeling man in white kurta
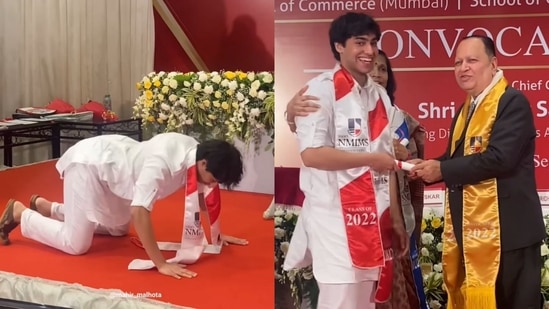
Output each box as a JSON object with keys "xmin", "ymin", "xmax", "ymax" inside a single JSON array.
[{"xmin": 0, "ymin": 132, "xmax": 247, "ymax": 279}]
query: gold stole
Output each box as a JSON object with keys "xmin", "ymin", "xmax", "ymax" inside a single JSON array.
[{"xmin": 443, "ymin": 77, "xmax": 507, "ymax": 309}]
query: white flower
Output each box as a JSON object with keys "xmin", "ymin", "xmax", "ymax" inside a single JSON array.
[
  {"xmin": 542, "ymin": 244, "xmax": 549, "ymax": 256},
  {"xmin": 160, "ymin": 103, "xmax": 171, "ymax": 111},
  {"xmin": 429, "ymin": 300, "xmax": 442, "ymax": 309},
  {"xmin": 273, "ymin": 209, "xmax": 284, "ymax": 217},
  {"xmin": 421, "ymin": 233, "xmax": 434, "ymax": 245},
  {"xmin": 236, "ymin": 92, "xmax": 245, "ymax": 102},
  {"xmin": 249, "ymin": 108, "xmax": 261, "ymax": 118},
  {"xmin": 251, "ymin": 80, "xmax": 261, "ymax": 90},
  {"xmin": 262, "ymin": 72, "xmax": 273, "ymax": 83},
  {"xmin": 274, "ymin": 217, "xmax": 283, "ymax": 226},
  {"xmin": 198, "ymin": 72, "xmax": 208, "ymax": 82},
  {"xmin": 275, "ymin": 228, "xmax": 286, "ymax": 239},
  {"xmin": 185, "ymin": 119, "xmax": 193, "ymax": 125},
  {"xmin": 177, "ymin": 98, "xmax": 187, "ymax": 107},
  {"xmin": 257, "ymin": 90, "xmax": 267, "ymax": 100},
  {"xmin": 212, "ymin": 74, "xmax": 222, "ymax": 84},
  {"xmin": 204, "ymin": 85, "xmax": 214, "ymax": 94},
  {"xmin": 284, "ymin": 212, "xmax": 293, "ymax": 221},
  {"xmin": 183, "ymin": 81, "xmax": 191, "ymax": 87},
  {"xmin": 436, "ymin": 242, "xmax": 443, "ymax": 252},
  {"xmin": 249, "ymin": 88, "xmax": 258, "ymax": 97},
  {"xmin": 159, "ymin": 113, "xmax": 168, "ymax": 120},
  {"xmin": 421, "ymin": 247, "xmax": 429, "ymax": 256},
  {"xmin": 280, "ymin": 241, "xmax": 290, "ymax": 255},
  {"xmin": 228, "ymin": 81, "xmax": 238, "ymax": 91},
  {"xmin": 220, "ymin": 79, "xmax": 229, "ymax": 87},
  {"xmin": 167, "ymin": 72, "xmax": 177, "ymax": 77},
  {"xmin": 434, "ymin": 263, "xmax": 442, "ymax": 272},
  {"xmin": 545, "ymin": 259, "xmax": 549, "ymax": 269},
  {"xmin": 169, "ymin": 79, "xmax": 178, "ymax": 89},
  {"xmin": 193, "ymin": 82, "xmax": 202, "ymax": 91},
  {"xmin": 247, "ymin": 72, "xmax": 255, "ymax": 81},
  {"xmin": 157, "ymin": 94, "xmax": 165, "ymax": 101}
]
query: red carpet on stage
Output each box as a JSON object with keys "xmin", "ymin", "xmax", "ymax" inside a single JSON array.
[{"xmin": 0, "ymin": 161, "xmax": 274, "ymax": 308}]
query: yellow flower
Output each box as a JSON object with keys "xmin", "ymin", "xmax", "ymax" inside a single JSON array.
[
  {"xmin": 231, "ymin": 102, "xmax": 239, "ymax": 109},
  {"xmin": 147, "ymin": 115, "xmax": 155, "ymax": 122},
  {"xmin": 136, "ymin": 82, "xmax": 142, "ymax": 90},
  {"xmin": 145, "ymin": 90, "xmax": 153, "ymax": 100},
  {"xmin": 213, "ymin": 101, "xmax": 221, "ymax": 108},
  {"xmin": 144, "ymin": 80, "xmax": 152, "ymax": 89},
  {"xmin": 153, "ymin": 80, "xmax": 161, "ymax": 88},
  {"xmin": 224, "ymin": 71, "xmax": 236, "ymax": 80},
  {"xmin": 157, "ymin": 118, "xmax": 164, "ymax": 124},
  {"xmin": 203, "ymin": 100, "xmax": 211, "ymax": 108},
  {"xmin": 421, "ymin": 219, "xmax": 427, "ymax": 232},
  {"xmin": 227, "ymin": 89, "xmax": 234, "ymax": 96},
  {"xmin": 214, "ymin": 91, "xmax": 222, "ymax": 99},
  {"xmin": 236, "ymin": 71, "xmax": 247, "ymax": 80},
  {"xmin": 221, "ymin": 102, "xmax": 229, "ymax": 110},
  {"xmin": 144, "ymin": 99, "xmax": 153, "ymax": 108},
  {"xmin": 431, "ymin": 217, "xmax": 442, "ymax": 229}
]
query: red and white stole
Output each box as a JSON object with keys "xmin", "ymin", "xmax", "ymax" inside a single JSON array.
[
  {"xmin": 127, "ymin": 156, "xmax": 223, "ymax": 270},
  {"xmin": 333, "ymin": 66, "xmax": 394, "ymax": 302}
]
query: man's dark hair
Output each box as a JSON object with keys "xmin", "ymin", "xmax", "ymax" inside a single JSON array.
[
  {"xmin": 378, "ymin": 49, "xmax": 397, "ymax": 105},
  {"xmin": 462, "ymin": 35, "xmax": 496, "ymax": 58},
  {"xmin": 196, "ymin": 140, "xmax": 243, "ymax": 190},
  {"xmin": 329, "ymin": 12, "xmax": 381, "ymax": 61}
]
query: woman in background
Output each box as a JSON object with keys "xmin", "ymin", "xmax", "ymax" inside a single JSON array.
[{"xmin": 284, "ymin": 50, "xmax": 426, "ymax": 309}]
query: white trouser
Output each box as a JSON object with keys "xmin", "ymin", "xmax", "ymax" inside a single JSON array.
[
  {"xmin": 20, "ymin": 164, "xmax": 130, "ymax": 255},
  {"xmin": 317, "ymin": 281, "xmax": 376, "ymax": 309}
]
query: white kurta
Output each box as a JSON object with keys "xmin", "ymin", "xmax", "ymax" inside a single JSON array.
[
  {"xmin": 284, "ymin": 69, "xmax": 392, "ymax": 284},
  {"xmin": 20, "ymin": 133, "xmax": 198, "ymax": 255}
]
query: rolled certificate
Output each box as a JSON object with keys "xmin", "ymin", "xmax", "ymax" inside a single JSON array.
[{"xmin": 395, "ymin": 160, "xmax": 414, "ymax": 171}]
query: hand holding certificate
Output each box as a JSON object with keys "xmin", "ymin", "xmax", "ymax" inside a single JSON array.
[{"xmin": 395, "ymin": 160, "xmax": 415, "ymax": 172}]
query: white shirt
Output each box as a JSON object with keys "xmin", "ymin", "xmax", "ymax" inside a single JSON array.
[
  {"xmin": 56, "ymin": 132, "xmax": 198, "ymax": 212},
  {"xmin": 289, "ymin": 68, "xmax": 383, "ymax": 283}
]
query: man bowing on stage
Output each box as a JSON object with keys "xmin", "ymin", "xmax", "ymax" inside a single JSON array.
[{"xmin": 0, "ymin": 132, "xmax": 247, "ymax": 279}]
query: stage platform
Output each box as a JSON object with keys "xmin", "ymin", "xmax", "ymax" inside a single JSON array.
[{"xmin": 0, "ymin": 160, "xmax": 274, "ymax": 308}]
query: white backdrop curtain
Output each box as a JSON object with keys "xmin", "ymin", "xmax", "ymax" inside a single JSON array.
[{"xmin": 0, "ymin": 0, "xmax": 155, "ymax": 166}]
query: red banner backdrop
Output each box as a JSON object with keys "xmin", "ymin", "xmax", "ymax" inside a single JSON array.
[{"xmin": 274, "ymin": 1, "xmax": 549, "ymax": 206}]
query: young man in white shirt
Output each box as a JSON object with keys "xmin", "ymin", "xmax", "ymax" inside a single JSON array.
[
  {"xmin": 283, "ymin": 12, "xmax": 409, "ymax": 309},
  {"xmin": 0, "ymin": 132, "xmax": 246, "ymax": 279}
]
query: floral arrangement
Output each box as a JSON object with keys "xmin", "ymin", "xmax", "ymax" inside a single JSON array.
[
  {"xmin": 133, "ymin": 70, "xmax": 274, "ymax": 150},
  {"xmin": 274, "ymin": 207, "xmax": 318, "ymax": 308},
  {"xmin": 542, "ymin": 215, "xmax": 549, "ymax": 305},
  {"xmin": 418, "ymin": 210, "xmax": 447, "ymax": 309}
]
